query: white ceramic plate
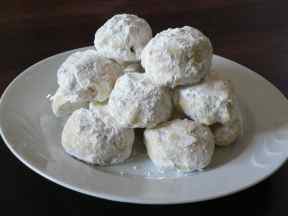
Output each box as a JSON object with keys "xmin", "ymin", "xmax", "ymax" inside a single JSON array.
[{"xmin": 1, "ymin": 47, "xmax": 288, "ymax": 204}]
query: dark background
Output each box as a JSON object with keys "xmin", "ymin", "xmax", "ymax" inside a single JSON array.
[{"xmin": 1, "ymin": 0, "xmax": 288, "ymax": 214}]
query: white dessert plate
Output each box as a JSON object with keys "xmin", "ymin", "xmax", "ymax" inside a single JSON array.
[{"xmin": 1, "ymin": 47, "xmax": 288, "ymax": 204}]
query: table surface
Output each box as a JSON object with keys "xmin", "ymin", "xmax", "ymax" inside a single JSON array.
[{"xmin": 1, "ymin": 0, "xmax": 288, "ymax": 213}]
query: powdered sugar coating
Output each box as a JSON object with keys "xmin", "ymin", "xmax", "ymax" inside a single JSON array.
[
  {"xmin": 144, "ymin": 119, "xmax": 215, "ymax": 172},
  {"xmin": 211, "ymin": 105, "xmax": 242, "ymax": 146},
  {"xmin": 108, "ymin": 73, "xmax": 172, "ymax": 128},
  {"xmin": 141, "ymin": 26, "xmax": 213, "ymax": 87},
  {"xmin": 57, "ymin": 49, "xmax": 122, "ymax": 104},
  {"xmin": 62, "ymin": 108, "xmax": 135, "ymax": 165},
  {"xmin": 94, "ymin": 14, "xmax": 152, "ymax": 63},
  {"xmin": 212, "ymin": 119, "xmax": 241, "ymax": 147},
  {"xmin": 175, "ymin": 72, "xmax": 236, "ymax": 125},
  {"xmin": 51, "ymin": 87, "xmax": 88, "ymax": 116}
]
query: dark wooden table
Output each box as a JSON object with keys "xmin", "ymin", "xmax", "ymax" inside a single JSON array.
[{"xmin": 1, "ymin": 0, "xmax": 288, "ymax": 213}]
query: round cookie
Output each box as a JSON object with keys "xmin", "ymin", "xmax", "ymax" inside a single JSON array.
[
  {"xmin": 94, "ymin": 14, "xmax": 152, "ymax": 63},
  {"xmin": 57, "ymin": 49, "xmax": 122, "ymax": 102},
  {"xmin": 108, "ymin": 73, "xmax": 172, "ymax": 128},
  {"xmin": 175, "ymin": 72, "xmax": 236, "ymax": 125},
  {"xmin": 62, "ymin": 108, "xmax": 135, "ymax": 165},
  {"xmin": 52, "ymin": 49, "xmax": 122, "ymax": 116},
  {"xmin": 144, "ymin": 119, "xmax": 215, "ymax": 172},
  {"xmin": 141, "ymin": 26, "xmax": 213, "ymax": 87}
]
